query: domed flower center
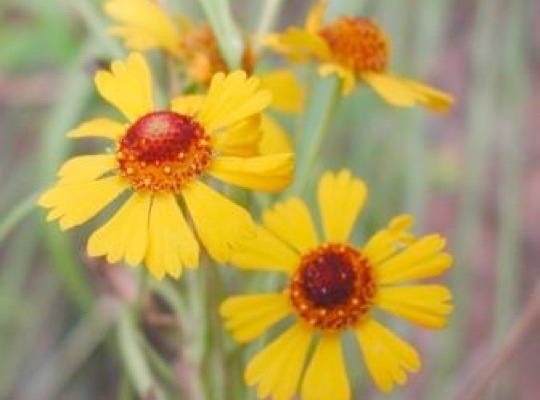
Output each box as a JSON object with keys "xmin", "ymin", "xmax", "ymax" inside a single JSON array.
[
  {"xmin": 289, "ymin": 243, "xmax": 376, "ymax": 330},
  {"xmin": 319, "ymin": 17, "xmax": 389, "ymax": 73},
  {"xmin": 117, "ymin": 111, "xmax": 212, "ymax": 192}
]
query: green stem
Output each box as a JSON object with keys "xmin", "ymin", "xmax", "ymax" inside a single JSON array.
[
  {"xmin": 289, "ymin": 74, "xmax": 342, "ymax": 195},
  {"xmin": 0, "ymin": 192, "xmax": 38, "ymax": 243},
  {"xmin": 254, "ymin": 0, "xmax": 286, "ymax": 49},
  {"xmin": 70, "ymin": 0, "xmax": 125, "ymax": 58},
  {"xmin": 197, "ymin": 0, "xmax": 243, "ymax": 69}
]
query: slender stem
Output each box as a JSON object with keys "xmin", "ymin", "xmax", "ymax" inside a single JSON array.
[
  {"xmin": 197, "ymin": 0, "xmax": 243, "ymax": 69},
  {"xmin": 289, "ymin": 74, "xmax": 342, "ymax": 195},
  {"xmin": 254, "ymin": 0, "xmax": 286, "ymax": 51},
  {"xmin": 0, "ymin": 192, "xmax": 38, "ymax": 243},
  {"xmin": 458, "ymin": 281, "xmax": 540, "ymax": 400}
]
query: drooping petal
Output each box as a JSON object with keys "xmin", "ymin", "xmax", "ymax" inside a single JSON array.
[
  {"xmin": 212, "ymin": 115, "xmax": 262, "ymax": 157},
  {"xmin": 170, "ymin": 95, "xmax": 205, "ymax": 117},
  {"xmin": 301, "ymin": 333, "xmax": 350, "ymax": 400},
  {"xmin": 259, "ymin": 69, "xmax": 304, "ymax": 113},
  {"xmin": 38, "ymin": 176, "xmax": 128, "ymax": 230},
  {"xmin": 319, "ymin": 63, "xmax": 356, "ymax": 94},
  {"xmin": 67, "ymin": 118, "xmax": 126, "ymax": 140},
  {"xmin": 94, "ymin": 53, "xmax": 154, "ymax": 122},
  {"xmin": 305, "ymin": 1, "xmax": 327, "ymax": 33},
  {"xmin": 317, "ymin": 169, "xmax": 367, "ymax": 243},
  {"xmin": 229, "ymin": 226, "xmax": 299, "ymax": 273},
  {"xmin": 258, "ymin": 115, "xmax": 293, "ymax": 155},
  {"xmin": 145, "ymin": 193, "xmax": 199, "ymax": 279},
  {"xmin": 220, "ymin": 294, "xmax": 293, "ymax": 343},
  {"xmin": 376, "ymin": 285, "xmax": 453, "ymax": 329},
  {"xmin": 400, "ymin": 79, "xmax": 455, "ymax": 113},
  {"xmin": 356, "ymin": 319, "xmax": 421, "ymax": 393},
  {"xmin": 56, "ymin": 155, "xmax": 117, "ymax": 184},
  {"xmin": 245, "ymin": 323, "xmax": 312, "ymax": 400},
  {"xmin": 182, "ymin": 181, "xmax": 254, "ymax": 262},
  {"xmin": 362, "ymin": 72, "xmax": 454, "ymax": 112},
  {"xmin": 198, "ymin": 71, "xmax": 272, "ymax": 131},
  {"xmin": 376, "ymin": 234, "xmax": 449, "ymax": 284},
  {"xmin": 104, "ymin": 0, "xmax": 179, "ymax": 54},
  {"xmin": 208, "ymin": 154, "xmax": 294, "ymax": 192},
  {"xmin": 87, "ymin": 192, "xmax": 152, "ymax": 266},
  {"xmin": 262, "ymin": 198, "xmax": 318, "ymax": 253}
]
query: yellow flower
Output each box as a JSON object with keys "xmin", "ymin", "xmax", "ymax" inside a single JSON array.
[
  {"xmin": 38, "ymin": 53, "xmax": 294, "ymax": 280},
  {"xmin": 104, "ymin": 0, "xmax": 303, "ymax": 114},
  {"xmin": 264, "ymin": 2, "xmax": 454, "ymax": 112},
  {"xmin": 221, "ymin": 170, "xmax": 453, "ymax": 399}
]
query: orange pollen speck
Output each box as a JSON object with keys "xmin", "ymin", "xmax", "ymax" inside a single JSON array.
[
  {"xmin": 319, "ymin": 17, "xmax": 389, "ymax": 73},
  {"xmin": 117, "ymin": 111, "xmax": 212, "ymax": 192},
  {"xmin": 289, "ymin": 243, "xmax": 377, "ymax": 331}
]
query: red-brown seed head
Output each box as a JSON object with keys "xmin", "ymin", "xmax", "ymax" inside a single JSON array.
[
  {"xmin": 117, "ymin": 111, "xmax": 212, "ymax": 192},
  {"xmin": 289, "ymin": 243, "xmax": 377, "ymax": 331}
]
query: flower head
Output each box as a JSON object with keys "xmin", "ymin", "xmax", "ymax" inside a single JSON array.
[
  {"xmin": 104, "ymin": 0, "xmax": 303, "ymax": 115},
  {"xmin": 38, "ymin": 53, "xmax": 294, "ymax": 280},
  {"xmin": 221, "ymin": 170, "xmax": 453, "ymax": 399},
  {"xmin": 264, "ymin": 2, "xmax": 453, "ymax": 111}
]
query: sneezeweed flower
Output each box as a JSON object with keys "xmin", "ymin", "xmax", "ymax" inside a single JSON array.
[
  {"xmin": 104, "ymin": 0, "xmax": 303, "ymax": 114},
  {"xmin": 221, "ymin": 170, "xmax": 453, "ymax": 399},
  {"xmin": 38, "ymin": 53, "xmax": 294, "ymax": 280},
  {"xmin": 264, "ymin": 2, "xmax": 454, "ymax": 112}
]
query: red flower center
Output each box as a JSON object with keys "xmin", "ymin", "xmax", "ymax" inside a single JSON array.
[
  {"xmin": 289, "ymin": 243, "xmax": 376, "ymax": 330},
  {"xmin": 117, "ymin": 111, "xmax": 212, "ymax": 192}
]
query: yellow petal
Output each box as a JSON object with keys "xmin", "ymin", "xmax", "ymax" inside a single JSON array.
[
  {"xmin": 56, "ymin": 155, "xmax": 117, "ymax": 184},
  {"xmin": 317, "ymin": 169, "xmax": 367, "ymax": 242},
  {"xmin": 245, "ymin": 323, "xmax": 312, "ymax": 400},
  {"xmin": 376, "ymin": 285, "xmax": 453, "ymax": 329},
  {"xmin": 319, "ymin": 63, "xmax": 356, "ymax": 95},
  {"xmin": 401, "ymin": 78, "xmax": 455, "ymax": 113},
  {"xmin": 104, "ymin": 0, "xmax": 179, "ymax": 54},
  {"xmin": 67, "ymin": 118, "xmax": 126, "ymax": 140},
  {"xmin": 87, "ymin": 192, "xmax": 152, "ymax": 266},
  {"xmin": 262, "ymin": 198, "xmax": 318, "ymax": 253},
  {"xmin": 376, "ymin": 234, "xmax": 449, "ymax": 284},
  {"xmin": 270, "ymin": 28, "xmax": 332, "ymax": 61},
  {"xmin": 213, "ymin": 115, "xmax": 262, "ymax": 157},
  {"xmin": 356, "ymin": 319, "xmax": 421, "ymax": 393},
  {"xmin": 94, "ymin": 53, "xmax": 154, "ymax": 122},
  {"xmin": 198, "ymin": 71, "xmax": 272, "ymax": 131},
  {"xmin": 38, "ymin": 176, "xmax": 127, "ymax": 230},
  {"xmin": 182, "ymin": 181, "xmax": 254, "ymax": 262},
  {"xmin": 230, "ymin": 226, "xmax": 299, "ymax": 273},
  {"xmin": 363, "ymin": 214, "xmax": 415, "ymax": 264},
  {"xmin": 145, "ymin": 193, "xmax": 199, "ymax": 280},
  {"xmin": 362, "ymin": 72, "xmax": 454, "ymax": 112},
  {"xmin": 208, "ymin": 154, "xmax": 294, "ymax": 192},
  {"xmin": 259, "ymin": 69, "xmax": 304, "ymax": 114},
  {"xmin": 220, "ymin": 293, "xmax": 292, "ymax": 343},
  {"xmin": 305, "ymin": 1, "xmax": 327, "ymax": 33},
  {"xmin": 258, "ymin": 115, "xmax": 293, "ymax": 155},
  {"xmin": 301, "ymin": 333, "xmax": 350, "ymax": 400},
  {"xmin": 170, "ymin": 95, "xmax": 205, "ymax": 117}
]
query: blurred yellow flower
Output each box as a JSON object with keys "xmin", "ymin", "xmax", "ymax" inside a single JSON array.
[
  {"xmin": 38, "ymin": 53, "xmax": 294, "ymax": 280},
  {"xmin": 221, "ymin": 170, "xmax": 453, "ymax": 399},
  {"xmin": 104, "ymin": 0, "xmax": 303, "ymax": 114},
  {"xmin": 264, "ymin": 2, "xmax": 454, "ymax": 112}
]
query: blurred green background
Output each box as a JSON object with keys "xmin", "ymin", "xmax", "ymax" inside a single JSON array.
[{"xmin": 0, "ymin": 0, "xmax": 538, "ymax": 399}]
